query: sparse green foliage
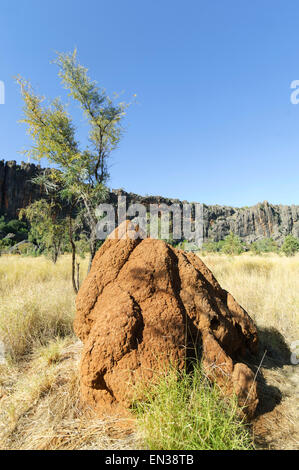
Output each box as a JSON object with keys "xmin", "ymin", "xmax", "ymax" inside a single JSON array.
[
  {"xmin": 201, "ymin": 234, "xmax": 299, "ymax": 257},
  {"xmin": 202, "ymin": 239, "xmax": 225, "ymax": 253},
  {"xmin": 55, "ymin": 50, "xmax": 128, "ymax": 185},
  {"xmin": 0, "ymin": 216, "xmax": 29, "ymax": 251},
  {"xmin": 221, "ymin": 232, "xmax": 245, "ymax": 255},
  {"xmin": 250, "ymin": 238, "xmax": 279, "ymax": 255},
  {"xmin": 281, "ymin": 234, "xmax": 299, "ymax": 257},
  {"xmin": 17, "ymin": 49, "xmax": 130, "ymax": 271},
  {"xmin": 202, "ymin": 234, "xmax": 246, "ymax": 255},
  {"xmin": 19, "ymin": 200, "xmax": 68, "ymax": 263},
  {"xmin": 174, "ymin": 239, "xmax": 189, "ymax": 250}
]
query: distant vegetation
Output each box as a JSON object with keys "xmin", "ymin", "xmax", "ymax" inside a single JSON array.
[
  {"xmin": 201, "ymin": 232, "xmax": 299, "ymax": 257},
  {"xmin": 1, "ymin": 213, "xmax": 299, "ymax": 262},
  {"xmin": 0, "ymin": 213, "xmax": 91, "ymax": 262},
  {"xmin": 0, "ymin": 216, "xmax": 29, "ymax": 250},
  {"xmin": 281, "ymin": 234, "xmax": 299, "ymax": 256}
]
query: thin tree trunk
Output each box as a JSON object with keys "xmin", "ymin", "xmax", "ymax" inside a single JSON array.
[
  {"xmin": 76, "ymin": 262, "xmax": 80, "ymax": 291},
  {"xmin": 81, "ymin": 194, "xmax": 98, "ymax": 273},
  {"xmin": 52, "ymin": 246, "xmax": 58, "ymax": 264},
  {"xmin": 69, "ymin": 215, "xmax": 79, "ymax": 294},
  {"xmin": 88, "ymin": 226, "xmax": 97, "ymax": 273}
]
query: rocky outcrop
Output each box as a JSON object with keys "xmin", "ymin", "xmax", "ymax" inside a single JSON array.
[
  {"xmin": 109, "ymin": 189, "xmax": 299, "ymax": 244},
  {"xmin": 74, "ymin": 221, "xmax": 259, "ymax": 418},
  {"xmin": 202, "ymin": 201, "xmax": 299, "ymax": 243},
  {"xmin": 1, "ymin": 160, "xmax": 298, "ymax": 244},
  {"xmin": 0, "ymin": 160, "xmax": 44, "ymax": 218}
]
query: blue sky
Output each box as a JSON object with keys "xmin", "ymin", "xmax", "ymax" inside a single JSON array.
[{"xmin": 0, "ymin": 0, "xmax": 299, "ymax": 206}]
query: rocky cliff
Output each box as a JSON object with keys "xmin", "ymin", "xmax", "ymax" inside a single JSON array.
[
  {"xmin": 1, "ymin": 160, "xmax": 298, "ymax": 244},
  {"xmin": 108, "ymin": 189, "xmax": 299, "ymax": 244},
  {"xmin": 0, "ymin": 160, "xmax": 44, "ymax": 219}
]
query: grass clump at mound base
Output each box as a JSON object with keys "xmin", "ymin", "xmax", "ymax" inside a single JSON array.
[{"xmin": 133, "ymin": 363, "xmax": 254, "ymax": 450}]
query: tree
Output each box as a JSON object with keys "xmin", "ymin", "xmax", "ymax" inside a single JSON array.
[
  {"xmin": 250, "ymin": 237, "xmax": 278, "ymax": 254},
  {"xmin": 201, "ymin": 239, "xmax": 224, "ymax": 253},
  {"xmin": 281, "ymin": 234, "xmax": 299, "ymax": 256},
  {"xmin": 19, "ymin": 199, "xmax": 68, "ymax": 264},
  {"xmin": 221, "ymin": 232, "xmax": 244, "ymax": 255},
  {"xmin": 0, "ymin": 216, "xmax": 28, "ymax": 246},
  {"xmin": 17, "ymin": 49, "xmax": 131, "ymax": 272}
]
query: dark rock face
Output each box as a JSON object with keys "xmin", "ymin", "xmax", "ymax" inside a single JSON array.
[
  {"xmin": 109, "ymin": 189, "xmax": 299, "ymax": 244},
  {"xmin": 0, "ymin": 160, "xmax": 44, "ymax": 218},
  {"xmin": 202, "ymin": 202, "xmax": 299, "ymax": 243},
  {"xmin": 1, "ymin": 160, "xmax": 298, "ymax": 243}
]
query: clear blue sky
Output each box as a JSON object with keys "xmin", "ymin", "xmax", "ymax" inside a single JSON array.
[{"xmin": 1, "ymin": 0, "xmax": 299, "ymax": 206}]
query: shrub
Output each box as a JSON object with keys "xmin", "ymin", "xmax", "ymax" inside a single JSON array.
[
  {"xmin": 202, "ymin": 240, "xmax": 220, "ymax": 253},
  {"xmin": 250, "ymin": 238, "xmax": 278, "ymax": 254},
  {"xmin": 0, "ymin": 216, "xmax": 29, "ymax": 249},
  {"xmin": 221, "ymin": 232, "xmax": 245, "ymax": 255},
  {"xmin": 281, "ymin": 234, "xmax": 299, "ymax": 257}
]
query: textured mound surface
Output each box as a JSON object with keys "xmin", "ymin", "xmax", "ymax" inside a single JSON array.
[{"xmin": 74, "ymin": 222, "xmax": 259, "ymax": 418}]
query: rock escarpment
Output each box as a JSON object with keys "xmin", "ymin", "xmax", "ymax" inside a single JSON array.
[
  {"xmin": 1, "ymin": 160, "xmax": 298, "ymax": 244},
  {"xmin": 74, "ymin": 221, "xmax": 259, "ymax": 418},
  {"xmin": 0, "ymin": 160, "xmax": 299, "ymax": 243},
  {"xmin": 0, "ymin": 160, "xmax": 44, "ymax": 218},
  {"xmin": 108, "ymin": 189, "xmax": 299, "ymax": 244}
]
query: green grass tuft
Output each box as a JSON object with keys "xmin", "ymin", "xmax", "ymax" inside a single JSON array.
[{"xmin": 133, "ymin": 363, "xmax": 254, "ymax": 450}]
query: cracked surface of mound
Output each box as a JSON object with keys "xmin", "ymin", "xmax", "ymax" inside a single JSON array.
[{"xmin": 74, "ymin": 222, "xmax": 259, "ymax": 418}]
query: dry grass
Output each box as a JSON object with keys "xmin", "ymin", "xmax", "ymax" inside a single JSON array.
[
  {"xmin": 200, "ymin": 252, "xmax": 299, "ymax": 344},
  {"xmin": 0, "ymin": 338, "xmax": 139, "ymax": 450},
  {"xmin": 0, "ymin": 254, "xmax": 140, "ymax": 450},
  {"xmin": 0, "ymin": 255, "xmax": 84, "ymax": 360},
  {"xmin": 0, "ymin": 252, "xmax": 298, "ymax": 450},
  {"xmin": 200, "ymin": 252, "xmax": 299, "ymax": 450}
]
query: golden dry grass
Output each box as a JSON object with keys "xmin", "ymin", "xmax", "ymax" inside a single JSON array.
[
  {"xmin": 0, "ymin": 252, "xmax": 298, "ymax": 450},
  {"xmin": 0, "ymin": 254, "xmax": 140, "ymax": 450},
  {"xmin": 200, "ymin": 252, "xmax": 299, "ymax": 344},
  {"xmin": 0, "ymin": 255, "xmax": 82, "ymax": 360},
  {"xmin": 0, "ymin": 338, "xmax": 139, "ymax": 450},
  {"xmin": 200, "ymin": 252, "xmax": 299, "ymax": 450}
]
